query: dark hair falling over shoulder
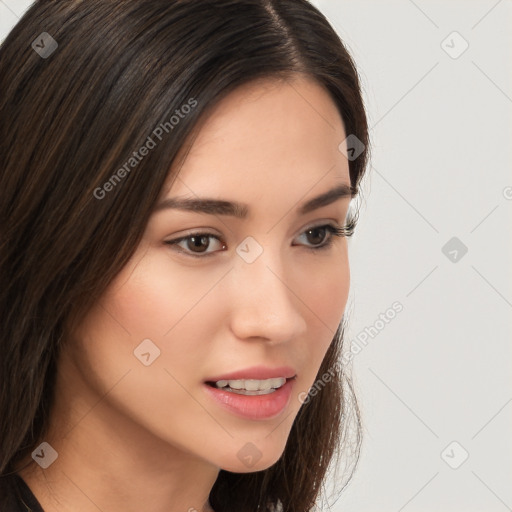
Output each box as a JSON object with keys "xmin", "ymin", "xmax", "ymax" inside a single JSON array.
[{"xmin": 0, "ymin": 1, "xmax": 371, "ymax": 511}]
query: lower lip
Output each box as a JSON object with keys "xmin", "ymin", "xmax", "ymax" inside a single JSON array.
[{"xmin": 203, "ymin": 378, "xmax": 295, "ymax": 420}]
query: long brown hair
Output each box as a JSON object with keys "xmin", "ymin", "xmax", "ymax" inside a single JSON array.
[{"xmin": 0, "ymin": 1, "xmax": 370, "ymax": 510}]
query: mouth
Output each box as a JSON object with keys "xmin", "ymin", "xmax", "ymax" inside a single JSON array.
[
  {"xmin": 203, "ymin": 376, "xmax": 297, "ymax": 420},
  {"xmin": 204, "ymin": 376, "xmax": 296, "ymax": 396}
]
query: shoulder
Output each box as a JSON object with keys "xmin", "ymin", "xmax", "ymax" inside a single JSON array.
[
  {"xmin": 0, "ymin": 472, "xmax": 23, "ymax": 511},
  {"xmin": 0, "ymin": 472, "xmax": 44, "ymax": 512}
]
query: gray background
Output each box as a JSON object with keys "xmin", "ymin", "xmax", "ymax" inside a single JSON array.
[{"xmin": 1, "ymin": 1, "xmax": 511, "ymax": 510}]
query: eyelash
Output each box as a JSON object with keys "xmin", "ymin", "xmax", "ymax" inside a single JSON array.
[{"xmin": 164, "ymin": 216, "xmax": 357, "ymax": 259}]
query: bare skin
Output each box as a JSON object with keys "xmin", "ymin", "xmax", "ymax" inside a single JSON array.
[{"xmin": 16, "ymin": 74, "xmax": 353, "ymax": 512}]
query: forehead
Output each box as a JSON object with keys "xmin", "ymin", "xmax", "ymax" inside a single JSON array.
[{"xmin": 166, "ymin": 75, "xmax": 350, "ymax": 201}]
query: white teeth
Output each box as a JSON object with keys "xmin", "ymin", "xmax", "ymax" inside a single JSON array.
[{"xmin": 215, "ymin": 377, "xmax": 286, "ymax": 391}]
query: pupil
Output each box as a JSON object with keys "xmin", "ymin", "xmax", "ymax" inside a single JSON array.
[
  {"xmin": 188, "ymin": 235, "xmax": 209, "ymax": 252},
  {"xmin": 307, "ymin": 227, "xmax": 326, "ymax": 245}
]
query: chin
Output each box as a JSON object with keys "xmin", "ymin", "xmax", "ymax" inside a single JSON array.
[{"xmin": 216, "ymin": 445, "xmax": 286, "ymax": 474}]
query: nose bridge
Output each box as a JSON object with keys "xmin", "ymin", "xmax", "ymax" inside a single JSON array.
[{"xmin": 228, "ymin": 239, "xmax": 306, "ymax": 341}]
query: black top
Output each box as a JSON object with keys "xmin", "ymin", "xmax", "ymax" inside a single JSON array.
[{"xmin": 0, "ymin": 473, "xmax": 45, "ymax": 512}]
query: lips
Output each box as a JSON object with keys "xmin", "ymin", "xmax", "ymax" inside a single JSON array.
[
  {"xmin": 204, "ymin": 365, "xmax": 296, "ymax": 383},
  {"xmin": 203, "ymin": 376, "xmax": 296, "ymax": 420}
]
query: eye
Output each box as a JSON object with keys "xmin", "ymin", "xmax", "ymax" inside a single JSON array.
[
  {"xmin": 293, "ymin": 222, "xmax": 353, "ymax": 251},
  {"xmin": 164, "ymin": 233, "xmax": 226, "ymax": 258},
  {"xmin": 164, "ymin": 217, "xmax": 356, "ymax": 259}
]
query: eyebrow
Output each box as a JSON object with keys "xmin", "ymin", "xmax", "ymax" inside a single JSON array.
[{"xmin": 153, "ymin": 183, "xmax": 355, "ymax": 218}]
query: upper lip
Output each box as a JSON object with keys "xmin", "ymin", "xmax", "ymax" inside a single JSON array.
[{"xmin": 204, "ymin": 365, "xmax": 296, "ymax": 382}]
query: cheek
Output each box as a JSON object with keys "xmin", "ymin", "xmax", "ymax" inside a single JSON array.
[
  {"xmin": 104, "ymin": 250, "xmax": 227, "ymax": 339},
  {"xmin": 294, "ymin": 252, "xmax": 349, "ymax": 382},
  {"xmin": 71, "ymin": 248, "xmax": 228, "ymax": 387},
  {"xmin": 65, "ymin": 252, "xmax": 229, "ymax": 444},
  {"xmin": 295, "ymin": 250, "xmax": 350, "ymax": 334}
]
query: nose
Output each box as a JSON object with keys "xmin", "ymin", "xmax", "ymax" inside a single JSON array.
[{"xmin": 227, "ymin": 247, "xmax": 308, "ymax": 344}]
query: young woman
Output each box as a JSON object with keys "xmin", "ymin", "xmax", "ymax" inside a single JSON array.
[{"xmin": 0, "ymin": 1, "xmax": 371, "ymax": 511}]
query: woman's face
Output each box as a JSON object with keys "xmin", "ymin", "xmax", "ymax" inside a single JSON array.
[{"xmin": 68, "ymin": 75, "xmax": 353, "ymax": 472}]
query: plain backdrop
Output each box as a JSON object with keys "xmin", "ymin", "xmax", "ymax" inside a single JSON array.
[{"xmin": 1, "ymin": 1, "xmax": 511, "ymax": 511}]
